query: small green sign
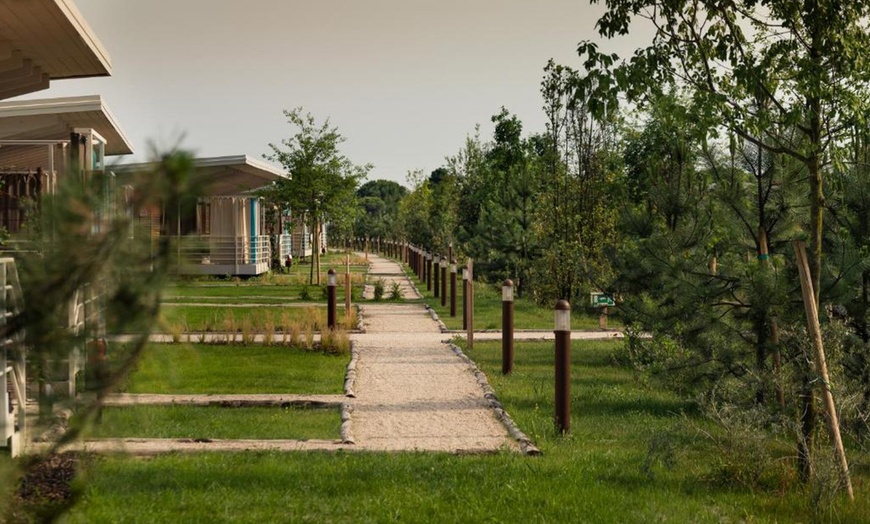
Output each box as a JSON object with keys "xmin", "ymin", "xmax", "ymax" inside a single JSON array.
[{"xmin": 590, "ymin": 292, "xmax": 615, "ymax": 307}]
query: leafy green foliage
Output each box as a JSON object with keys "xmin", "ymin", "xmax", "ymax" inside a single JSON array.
[
  {"xmin": 262, "ymin": 108, "xmax": 369, "ymax": 283},
  {"xmin": 354, "ymin": 179, "xmax": 407, "ymax": 241}
]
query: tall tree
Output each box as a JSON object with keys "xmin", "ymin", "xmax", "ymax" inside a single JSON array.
[
  {"xmin": 580, "ymin": 0, "xmax": 870, "ymax": 482},
  {"xmin": 355, "ymin": 179, "xmax": 408, "ymax": 241},
  {"xmin": 534, "ymin": 60, "xmax": 620, "ymax": 304},
  {"xmin": 263, "ymin": 108, "xmax": 369, "ymax": 284}
]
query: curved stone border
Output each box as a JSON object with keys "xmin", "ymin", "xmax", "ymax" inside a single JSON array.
[
  {"xmin": 344, "ymin": 340, "xmax": 359, "ymax": 398},
  {"xmin": 447, "ymin": 342, "xmax": 541, "ymax": 456},
  {"xmin": 404, "ymin": 268, "xmax": 425, "ymax": 300},
  {"xmin": 424, "ymin": 304, "xmax": 450, "ymax": 333},
  {"xmin": 354, "ymin": 304, "xmax": 365, "ymax": 332},
  {"xmin": 357, "ymin": 306, "xmax": 367, "ymax": 333},
  {"xmin": 340, "ymin": 402, "xmax": 355, "ymax": 444}
]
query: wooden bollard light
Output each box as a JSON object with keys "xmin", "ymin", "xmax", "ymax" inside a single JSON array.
[
  {"xmin": 327, "ymin": 268, "xmax": 337, "ymax": 330},
  {"xmin": 461, "ymin": 267, "xmax": 468, "ymax": 330},
  {"xmin": 344, "ymin": 254, "xmax": 351, "ymax": 318},
  {"xmin": 554, "ymin": 299, "xmax": 571, "ymax": 434},
  {"xmin": 440, "ymin": 257, "xmax": 447, "ymax": 307},
  {"xmin": 433, "ymin": 255, "xmax": 441, "ymax": 298},
  {"xmin": 502, "ymin": 279, "xmax": 514, "ymax": 375},
  {"xmin": 450, "ymin": 261, "xmax": 457, "ymax": 317},
  {"xmin": 426, "ymin": 253, "xmax": 433, "ymax": 291}
]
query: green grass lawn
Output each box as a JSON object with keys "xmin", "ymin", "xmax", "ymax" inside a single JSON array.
[
  {"xmin": 64, "ymin": 340, "xmax": 870, "ymax": 522},
  {"xmin": 124, "ymin": 343, "xmax": 347, "ymax": 395},
  {"xmin": 408, "ymin": 266, "xmax": 618, "ymax": 330},
  {"xmin": 83, "ymin": 405, "xmax": 339, "ymax": 440},
  {"xmin": 159, "ymin": 305, "xmax": 354, "ymax": 332},
  {"xmin": 166, "ymin": 282, "xmax": 362, "ymax": 303}
]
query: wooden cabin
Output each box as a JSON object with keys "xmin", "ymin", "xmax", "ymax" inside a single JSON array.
[
  {"xmin": 0, "ymin": 0, "xmax": 117, "ymax": 457},
  {"xmin": 117, "ymin": 156, "xmax": 289, "ymax": 276},
  {"xmin": 0, "ymin": 95, "xmax": 133, "ymax": 235}
]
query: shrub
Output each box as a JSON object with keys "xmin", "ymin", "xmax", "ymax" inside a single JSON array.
[
  {"xmin": 373, "ymin": 278, "xmax": 385, "ymax": 301},
  {"xmin": 388, "ymin": 281, "xmax": 402, "ymax": 300}
]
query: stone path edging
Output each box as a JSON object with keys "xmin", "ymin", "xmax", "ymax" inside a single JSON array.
[
  {"xmin": 344, "ymin": 340, "xmax": 359, "ymax": 398},
  {"xmin": 447, "ymin": 342, "xmax": 541, "ymax": 456}
]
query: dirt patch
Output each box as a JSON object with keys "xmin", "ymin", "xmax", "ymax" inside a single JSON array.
[{"xmin": 10, "ymin": 452, "xmax": 81, "ymax": 522}]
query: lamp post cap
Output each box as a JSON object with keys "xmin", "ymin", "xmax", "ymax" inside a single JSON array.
[
  {"xmin": 503, "ymin": 279, "xmax": 514, "ymax": 287},
  {"xmin": 555, "ymin": 299, "xmax": 571, "ymax": 310}
]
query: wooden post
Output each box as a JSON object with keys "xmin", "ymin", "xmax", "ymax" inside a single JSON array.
[
  {"xmin": 794, "ymin": 241, "xmax": 853, "ymax": 500},
  {"xmin": 466, "ymin": 259, "xmax": 474, "ymax": 350},
  {"xmin": 598, "ymin": 305, "xmax": 608, "ymax": 330},
  {"xmin": 345, "ymin": 253, "xmax": 351, "ymax": 319}
]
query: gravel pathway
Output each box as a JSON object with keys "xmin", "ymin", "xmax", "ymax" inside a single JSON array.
[
  {"xmin": 362, "ymin": 256, "xmax": 422, "ymax": 300},
  {"xmin": 33, "ymin": 254, "xmax": 525, "ymax": 456},
  {"xmin": 350, "ymin": 255, "xmax": 517, "ymax": 453}
]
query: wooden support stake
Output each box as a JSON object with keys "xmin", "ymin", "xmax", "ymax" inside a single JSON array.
[{"xmin": 794, "ymin": 240, "xmax": 853, "ymax": 500}]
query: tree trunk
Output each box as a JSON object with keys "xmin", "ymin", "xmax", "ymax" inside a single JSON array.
[
  {"xmin": 799, "ymin": 90, "xmax": 823, "ymax": 481},
  {"xmin": 314, "ymin": 217, "xmax": 322, "ymax": 286}
]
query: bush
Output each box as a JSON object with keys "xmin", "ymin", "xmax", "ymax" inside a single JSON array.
[
  {"xmin": 373, "ymin": 278, "xmax": 385, "ymax": 301},
  {"xmin": 388, "ymin": 281, "xmax": 403, "ymax": 300}
]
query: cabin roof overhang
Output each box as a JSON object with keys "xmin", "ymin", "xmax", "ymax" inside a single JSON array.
[
  {"xmin": 0, "ymin": 0, "xmax": 112, "ymax": 100},
  {"xmin": 117, "ymin": 155, "xmax": 288, "ymax": 196},
  {"xmin": 0, "ymin": 95, "xmax": 133, "ymax": 168}
]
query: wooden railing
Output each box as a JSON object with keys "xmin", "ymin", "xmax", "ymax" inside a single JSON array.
[{"xmin": 0, "ymin": 257, "xmax": 25, "ymax": 456}]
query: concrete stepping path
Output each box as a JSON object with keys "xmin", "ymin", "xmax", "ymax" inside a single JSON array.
[{"xmin": 350, "ymin": 254, "xmax": 517, "ymax": 453}]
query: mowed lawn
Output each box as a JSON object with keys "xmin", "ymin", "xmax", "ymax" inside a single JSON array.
[
  {"xmin": 159, "ymin": 304, "xmax": 354, "ymax": 332},
  {"xmin": 83, "ymin": 405, "xmax": 339, "ymax": 440},
  {"xmin": 67, "ymin": 340, "xmax": 870, "ymax": 522},
  {"xmin": 412, "ymin": 268, "xmax": 618, "ymax": 331},
  {"xmin": 123, "ymin": 343, "xmax": 347, "ymax": 395}
]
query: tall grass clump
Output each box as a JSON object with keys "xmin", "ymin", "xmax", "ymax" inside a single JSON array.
[
  {"xmin": 301, "ymin": 306, "xmax": 323, "ymax": 331},
  {"xmin": 262, "ymin": 317, "xmax": 275, "ymax": 346},
  {"xmin": 288, "ymin": 321, "xmax": 302, "ymax": 348},
  {"xmin": 321, "ymin": 329, "xmax": 351, "ymax": 355},
  {"xmin": 304, "ymin": 325, "xmax": 315, "ymax": 350},
  {"xmin": 388, "ymin": 281, "xmax": 402, "ymax": 301},
  {"xmin": 222, "ymin": 316, "xmax": 237, "ymax": 344},
  {"xmin": 344, "ymin": 306, "xmax": 358, "ymax": 330},
  {"xmin": 373, "ymin": 278, "xmax": 385, "ymax": 301},
  {"xmin": 240, "ymin": 317, "xmax": 254, "ymax": 345}
]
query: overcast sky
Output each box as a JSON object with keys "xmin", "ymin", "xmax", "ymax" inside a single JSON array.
[{"xmin": 22, "ymin": 0, "xmax": 648, "ymax": 187}]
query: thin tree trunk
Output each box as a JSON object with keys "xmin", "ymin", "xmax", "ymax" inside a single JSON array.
[
  {"xmin": 314, "ymin": 216, "xmax": 321, "ymax": 286},
  {"xmin": 800, "ymin": 91, "xmax": 823, "ymax": 481}
]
